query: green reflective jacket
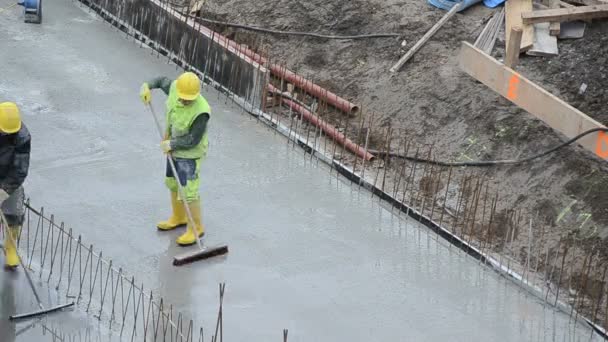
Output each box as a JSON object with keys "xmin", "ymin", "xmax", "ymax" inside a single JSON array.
[{"xmin": 165, "ymin": 81, "xmax": 211, "ymax": 159}]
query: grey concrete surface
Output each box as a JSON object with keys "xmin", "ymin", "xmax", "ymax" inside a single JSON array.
[
  {"xmin": 0, "ymin": 269, "xmax": 116, "ymax": 342},
  {"xmin": 0, "ymin": 0, "xmax": 603, "ymax": 341}
]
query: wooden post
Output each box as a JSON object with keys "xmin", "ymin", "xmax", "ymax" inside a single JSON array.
[
  {"xmin": 549, "ymin": 0, "xmax": 561, "ymax": 35},
  {"xmin": 506, "ymin": 0, "xmax": 534, "ymax": 51},
  {"xmin": 505, "ymin": 27, "xmax": 523, "ymax": 69},
  {"xmin": 390, "ymin": 3, "xmax": 461, "ymax": 72}
]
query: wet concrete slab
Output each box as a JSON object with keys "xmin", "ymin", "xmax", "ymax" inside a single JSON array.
[
  {"xmin": 0, "ymin": 0, "xmax": 603, "ymax": 341},
  {"xmin": 0, "ymin": 268, "xmax": 119, "ymax": 342}
]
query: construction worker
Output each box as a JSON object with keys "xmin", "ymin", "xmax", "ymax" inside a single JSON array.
[
  {"xmin": 139, "ymin": 72, "xmax": 211, "ymax": 246},
  {"xmin": 0, "ymin": 102, "xmax": 31, "ymax": 269}
]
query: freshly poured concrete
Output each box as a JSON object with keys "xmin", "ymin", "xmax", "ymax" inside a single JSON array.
[
  {"xmin": 0, "ymin": 1, "xmax": 603, "ymax": 341},
  {"xmin": 0, "ymin": 270, "xmax": 118, "ymax": 342}
]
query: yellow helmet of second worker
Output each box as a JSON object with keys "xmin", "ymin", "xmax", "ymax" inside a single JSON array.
[
  {"xmin": 0, "ymin": 102, "xmax": 22, "ymax": 134},
  {"xmin": 176, "ymin": 72, "xmax": 201, "ymax": 101}
]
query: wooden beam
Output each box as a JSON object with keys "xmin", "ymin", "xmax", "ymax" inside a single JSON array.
[
  {"xmin": 558, "ymin": 1, "xmax": 595, "ymax": 22},
  {"xmin": 505, "ymin": 27, "xmax": 523, "ymax": 68},
  {"xmin": 506, "ymin": 0, "xmax": 534, "ymax": 52},
  {"xmin": 390, "ymin": 3, "xmax": 461, "ymax": 72},
  {"xmin": 559, "ymin": 1, "xmax": 596, "ymax": 23},
  {"xmin": 458, "ymin": 41, "xmax": 608, "ymax": 161},
  {"xmin": 549, "ymin": 0, "xmax": 561, "ymax": 35},
  {"xmin": 564, "ymin": 0, "xmax": 604, "ymax": 5},
  {"xmin": 522, "ymin": 4, "xmax": 608, "ymax": 24}
]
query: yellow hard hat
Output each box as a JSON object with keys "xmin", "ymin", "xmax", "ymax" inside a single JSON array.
[
  {"xmin": 176, "ymin": 72, "xmax": 201, "ymax": 101},
  {"xmin": 0, "ymin": 102, "xmax": 22, "ymax": 134}
]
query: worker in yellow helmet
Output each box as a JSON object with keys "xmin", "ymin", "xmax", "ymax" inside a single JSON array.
[
  {"xmin": 140, "ymin": 72, "xmax": 211, "ymax": 246},
  {"xmin": 0, "ymin": 102, "xmax": 31, "ymax": 269}
]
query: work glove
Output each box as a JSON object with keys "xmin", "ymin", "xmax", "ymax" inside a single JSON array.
[
  {"xmin": 0, "ymin": 189, "xmax": 9, "ymax": 204},
  {"xmin": 140, "ymin": 83, "xmax": 151, "ymax": 104},
  {"xmin": 160, "ymin": 140, "xmax": 172, "ymax": 154}
]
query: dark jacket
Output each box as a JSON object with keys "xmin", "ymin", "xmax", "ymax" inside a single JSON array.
[{"xmin": 0, "ymin": 124, "xmax": 31, "ymax": 194}]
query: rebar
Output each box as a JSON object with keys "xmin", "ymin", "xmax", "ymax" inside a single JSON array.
[
  {"xmin": 34, "ymin": 0, "xmax": 608, "ymax": 336},
  {"xmin": 555, "ymin": 242, "xmax": 570, "ymax": 307},
  {"xmin": 358, "ymin": 112, "xmax": 374, "ymax": 190},
  {"xmin": 592, "ymin": 264, "xmax": 608, "ymax": 324},
  {"xmin": 414, "ymin": 146, "xmax": 433, "ymax": 215},
  {"xmin": 14, "ymin": 202, "xmax": 228, "ymax": 342},
  {"xmin": 392, "ymin": 138, "xmax": 409, "ymax": 200},
  {"xmin": 401, "ymin": 147, "xmax": 419, "ymax": 210},
  {"xmin": 352, "ymin": 109, "xmax": 366, "ymax": 178}
]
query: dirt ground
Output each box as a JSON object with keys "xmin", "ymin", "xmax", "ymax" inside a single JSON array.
[{"xmin": 191, "ymin": 0, "xmax": 608, "ymax": 325}]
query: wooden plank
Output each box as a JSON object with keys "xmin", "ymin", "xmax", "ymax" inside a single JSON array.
[
  {"xmin": 505, "ymin": 27, "xmax": 523, "ymax": 68},
  {"xmin": 486, "ymin": 8, "xmax": 505, "ymax": 55},
  {"xmin": 458, "ymin": 41, "xmax": 608, "ymax": 161},
  {"xmin": 505, "ymin": 0, "xmax": 534, "ymax": 52},
  {"xmin": 389, "ymin": 3, "xmax": 461, "ymax": 72},
  {"xmin": 549, "ymin": 0, "xmax": 561, "ymax": 35},
  {"xmin": 475, "ymin": 8, "xmax": 504, "ymax": 55},
  {"xmin": 559, "ymin": 1, "xmax": 595, "ymax": 22},
  {"xmin": 474, "ymin": 15, "xmax": 494, "ymax": 48},
  {"xmin": 564, "ymin": 0, "xmax": 604, "ymax": 5},
  {"xmin": 522, "ymin": 4, "xmax": 608, "ymax": 24}
]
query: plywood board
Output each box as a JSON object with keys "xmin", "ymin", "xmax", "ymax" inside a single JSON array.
[{"xmin": 526, "ymin": 23, "xmax": 558, "ymax": 56}]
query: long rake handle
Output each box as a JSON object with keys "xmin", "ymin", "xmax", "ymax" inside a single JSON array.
[
  {"xmin": 146, "ymin": 104, "xmax": 205, "ymax": 251},
  {"xmin": 0, "ymin": 211, "xmax": 44, "ymax": 309}
]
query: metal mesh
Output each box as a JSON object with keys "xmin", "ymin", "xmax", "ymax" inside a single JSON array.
[
  {"xmin": 5, "ymin": 201, "xmax": 230, "ymax": 342},
  {"xmin": 8, "ymin": 0, "xmax": 607, "ymax": 337}
]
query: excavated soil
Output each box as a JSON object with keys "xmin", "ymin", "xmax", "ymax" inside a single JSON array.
[{"xmin": 192, "ymin": 0, "xmax": 608, "ymax": 320}]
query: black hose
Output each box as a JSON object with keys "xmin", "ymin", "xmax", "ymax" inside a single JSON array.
[
  {"xmin": 368, "ymin": 127, "xmax": 608, "ymax": 167},
  {"xmin": 190, "ymin": 16, "xmax": 401, "ymax": 40}
]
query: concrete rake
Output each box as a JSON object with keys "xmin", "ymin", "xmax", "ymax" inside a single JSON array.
[{"xmin": 1, "ymin": 212, "xmax": 75, "ymax": 321}]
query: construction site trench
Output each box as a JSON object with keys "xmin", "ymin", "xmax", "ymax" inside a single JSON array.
[{"xmin": 0, "ymin": 0, "xmax": 607, "ymax": 341}]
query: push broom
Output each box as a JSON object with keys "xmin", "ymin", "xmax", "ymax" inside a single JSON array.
[
  {"xmin": 146, "ymin": 103, "xmax": 228, "ymax": 266},
  {"xmin": 1, "ymin": 211, "xmax": 75, "ymax": 320}
]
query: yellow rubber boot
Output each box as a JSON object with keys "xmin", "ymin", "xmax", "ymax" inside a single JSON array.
[
  {"xmin": 157, "ymin": 192, "xmax": 187, "ymax": 231},
  {"xmin": 176, "ymin": 201, "xmax": 205, "ymax": 246},
  {"xmin": 4, "ymin": 226, "xmax": 21, "ymax": 268}
]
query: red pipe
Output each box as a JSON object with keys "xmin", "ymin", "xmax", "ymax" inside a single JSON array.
[
  {"xmin": 184, "ymin": 17, "xmax": 373, "ymax": 161},
  {"xmin": 188, "ymin": 20, "xmax": 359, "ymax": 115},
  {"xmin": 280, "ymin": 98, "xmax": 374, "ymax": 161},
  {"xmin": 259, "ymin": 59, "xmax": 359, "ymax": 115}
]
